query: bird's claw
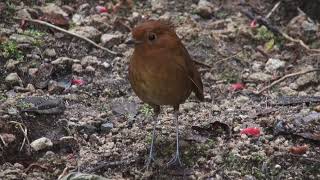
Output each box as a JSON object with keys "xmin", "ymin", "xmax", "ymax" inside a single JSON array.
[
  {"xmin": 167, "ymin": 151, "xmax": 183, "ymax": 167},
  {"xmin": 143, "ymin": 151, "xmax": 156, "ymax": 171}
]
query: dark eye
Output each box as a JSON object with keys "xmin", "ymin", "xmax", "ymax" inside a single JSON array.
[{"xmin": 148, "ymin": 33, "xmax": 156, "ymax": 41}]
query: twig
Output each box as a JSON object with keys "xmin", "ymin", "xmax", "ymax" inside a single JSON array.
[
  {"xmin": 192, "ymin": 59, "xmax": 212, "ymax": 68},
  {"xmin": 58, "ymin": 165, "xmax": 76, "ymax": 180},
  {"xmin": 214, "ymin": 51, "xmax": 241, "ymax": 65},
  {"xmin": 256, "ymin": 68, "xmax": 320, "ymax": 94},
  {"xmin": 24, "ymin": 163, "xmax": 48, "ymax": 173},
  {"xmin": 0, "ymin": 134, "xmax": 8, "ymax": 147},
  {"xmin": 241, "ymin": 10, "xmax": 320, "ymax": 53},
  {"xmin": 9, "ymin": 121, "xmax": 31, "ymax": 153},
  {"xmin": 13, "ymin": 17, "xmax": 122, "ymax": 56},
  {"xmin": 266, "ymin": 1, "xmax": 281, "ymax": 19}
]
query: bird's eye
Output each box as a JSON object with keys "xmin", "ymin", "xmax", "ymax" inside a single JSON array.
[{"xmin": 148, "ymin": 33, "xmax": 156, "ymax": 41}]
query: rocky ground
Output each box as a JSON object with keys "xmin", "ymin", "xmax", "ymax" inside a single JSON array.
[{"xmin": 0, "ymin": 0, "xmax": 320, "ymax": 179}]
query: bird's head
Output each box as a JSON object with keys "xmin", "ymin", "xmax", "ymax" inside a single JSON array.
[{"xmin": 126, "ymin": 20, "xmax": 179, "ymax": 52}]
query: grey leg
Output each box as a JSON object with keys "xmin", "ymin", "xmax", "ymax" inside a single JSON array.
[
  {"xmin": 145, "ymin": 105, "xmax": 160, "ymax": 170},
  {"xmin": 167, "ymin": 109, "xmax": 183, "ymax": 167}
]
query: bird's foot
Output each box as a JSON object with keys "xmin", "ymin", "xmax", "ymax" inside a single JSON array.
[
  {"xmin": 167, "ymin": 150, "xmax": 183, "ymax": 168},
  {"xmin": 144, "ymin": 154, "xmax": 156, "ymax": 170}
]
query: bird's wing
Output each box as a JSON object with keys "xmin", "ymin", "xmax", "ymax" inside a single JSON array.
[{"xmin": 173, "ymin": 42, "xmax": 204, "ymax": 101}]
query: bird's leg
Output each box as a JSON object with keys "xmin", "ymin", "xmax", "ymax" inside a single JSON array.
[
  {"xmin": 167, "ymin": 108, "xmax": 183, "ymax": 167},
  {"xmin": 145, "ymin": 105, "xmax": 160, "ymax": 170}
]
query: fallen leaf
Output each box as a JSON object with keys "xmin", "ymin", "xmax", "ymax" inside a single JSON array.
[
  {"xmin": 289, "ymin": 145, "xmax": 308, "ymax": 155},
  {"xmin": 250, "ymin": 19, "xmax": 257, "ymax": 28},
  {"xmin": 96, "ymin": 6, "xmax": 108, "ymax": 13},
  {"xmin": 72, "ymin": 79, "xmax": 85, "ymax": 86},
  {"xmin": 240, "ymin": 127, "xmax": 261, "ymax": 137},
  {"xmin": 230, "ymin": 82, "xmax": 245, "ymax": 91}
]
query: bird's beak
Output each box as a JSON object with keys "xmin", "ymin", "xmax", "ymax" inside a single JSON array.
[{"xmin": 125, "ymin": 39, "xmax": 142, "ymax": 46}]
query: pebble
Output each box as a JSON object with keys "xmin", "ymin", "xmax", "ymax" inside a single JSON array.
[
  {"xmin": 44, "ymin": 48, "xmax": 57, "ymax": 57},
  {"xmin": 249, "ymin": 72, "xmax": 272, "ymax": 82},
  {"xmin": 265, "ymin": 58, "xmax": 285, "ymax": 72},
  {"xmin": 5, "ymin": 73, "xmax": 22, "ymax": 86},
  {"xmin": 30, "ymin": 137, "xmax": 53, "ymax": 151},
  {"xmin": 196, "ymin": 0, "xmax": 214, "ymax": 18},
  {"xmin": 100, "ymin": 122, "xmax": 114, "ymax": 134}
]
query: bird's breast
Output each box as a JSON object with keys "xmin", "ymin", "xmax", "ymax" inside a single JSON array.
[{"xmin": 129, "ymin": 53, "xmax": 192, "ymax": 106}]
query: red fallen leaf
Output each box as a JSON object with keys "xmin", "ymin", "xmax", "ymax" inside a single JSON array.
[
  {"xmin": 230, "ymin": 82, "xmax": 245, "ymax": 91},
  {"xmin": 72, "ymin": 79, "xmax": 85, "ymax": 86},
  {"xmin": 96, "ymin": 5, "xmax": 108, "ymax": 13},
  {"xmin": 240, "ymin": 127, "xmax": 261, "ymax": 137},
  {"xmin": 250, "ymin": 19, "xmax": 257, "ymax": 28},
  {"xmin": 289, "ymin": 145, "xmax": 308, "ymax": 155}
]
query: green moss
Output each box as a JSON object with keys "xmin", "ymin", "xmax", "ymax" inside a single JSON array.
[
  {"xmin": 1, "ymin": 40, "xmax": 24, "ymax": 61},
  {"xmin": 139, "ymin": 104, "xmax": 154, "ymax": 117},
  {"xmin": 224, "ymin": 152, "xmax": 267, "ymax": 179}
]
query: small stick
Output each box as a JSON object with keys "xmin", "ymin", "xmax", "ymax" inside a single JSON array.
[
  {"xmin": 214, "ymin": 51, "xmax": 241, "ymax": 65},
  {"xmin": 25, "ymin": 163, "xmax": 48, "ymax": 173},
  {"xmin": 9, "ymin": 121, "xmax": 31, "ymax": 153},
  {"xmin": 266, "ymin": 1, "xmax": 281, "ymax": 19},
  {"xmin": 256, "ymin": 68, "xmax": 320, "ymax": 94},
  {"xmin": 0, "ymin": 134, "xmax": 8, "ymax": 147},
  {"xmin": 58, "ymin": 166, "xmax": 76, "ymax": 180},
  {"xmin": 192, "ymin": 59, "xmax": 212, "ymax": 68},
  {"xmin": 13, "ymin": 17, "xmax": 121, "ymax": 56}
]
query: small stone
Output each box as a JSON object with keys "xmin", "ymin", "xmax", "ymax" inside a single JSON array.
[
  {"xmin": 5, "ymin": 73, "xmax": 22, "ymax": 86},
  {"xmin": 265, "ymin": 58, "xmax": 286, "ymax": 72},
  {"xmin": 101, "ymin": 62, "xmax": 110, "ymax": 69},
  {"xmin": 289, "ymin": 83, "xmax": 298, "ymax": 90},
  {"xmin": 72, "ymin": 63, "xmax": 83, "ymax": 73},
  {"xmin": 30, "ymin": 137, "xmax": 53, "ymax": 151},
  {"xmin": 9, "ymin": 34, "xmax": 35, "ymax": 44},
  {"xmin": 249, "ymin": 72, "xmax": 272, "ymax": 82},
  {"xmin": 26, "ymin": 84, "xmax": 35, "ymax": 92},
  {"xmin": 100, "ymin": 122, "xmax": 114, "ymax": 133},
  {"xmin": 85, "ymin": 65, "xmax": 95, "ymax": 72},
  {"xmin": 101, "ymin": 33, "xmax": 123, "ymax": 48},
  {"xmin": 314, "ymin": 105, "xmax": 320, "ymax": 112},
  {"xmin": 244, "ymin": 175, "xmax": 256, "ymax": 180},
  {"xmin": 7, "ymin": 107, "xmax": 18, "ymax": 115},
  {"xmin": 151, "ymin": 0, "xmax": 167, "ymax": 11},
  {"xmin": 5, "ymin": 59, "xmax": 19, "ymax": 71},
  {"xmin": 16, "ymin": 9, "xmax": 32, "ymax": 19},
  {"xmin": 280, "ymin": 86, "xmax": 297, "ymax": 96},
  {"xmin": 0, "ymin": 133, "xmax": 16, "ymax": 144},
  {"xmin": 241, "ymin": 134, "xmax": 248, "ymax": 139},
  {"xmin": 48, "ymin": 80, "xmax": 66, "ymax": 94},
  {"xmin": 252, "ymin": 61, "xmax": 263, "ymax": 71},
  {"xmin": 72, "ymin": 14, "xmax": 84, "ymax": 25},
  {"xmin": 295, "ymin": 66, "xmax": 318, "ymax": 88},
  {"xmin": 81, "ymin": 56, "xmax": 100, "ymax": 67},
  {"xmin": 274, "ymin": 164, "xmax": 281, "ymax": 169},
  {"xmin": 235, "ymin": 95, "xmax": 249, "ymax": 104},
  {"xmin": 51, "ymin": 57, "xmax": 80, "ymax": 65},
  {"xmin": 41, "ymin": 3, "xmax": 68, "ymax": 17},
  {"xmin": 44, "ymin": 48, "xmax": 57, "ymax": 57},
  {"xmin": 69, "ymin": 26, "xmax": 101, "ymax": 41},
  {"xmin": 13, "ymin": 163, "xmax": 24, "ymax": 169},
  {"xmin": 106, "ymin": 141, "xmax": 115, "ymax": 149},
  {"xmin": 196, "ymin": 0, "xmax": 214, "ymax": 18}
]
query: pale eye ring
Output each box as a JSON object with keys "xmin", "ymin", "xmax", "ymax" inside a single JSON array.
[{"xmin": 148, "ymin": 33, "xmax": 156, "ymax": 41}]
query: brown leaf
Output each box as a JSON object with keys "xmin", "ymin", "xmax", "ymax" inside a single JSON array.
[
  {"xmin": 39, "ymin": 12, "xmax": 69, "ymax": 27},
  {"xmin": 289, "ymin": 145, "xmax": 308, "ymax": 155}
]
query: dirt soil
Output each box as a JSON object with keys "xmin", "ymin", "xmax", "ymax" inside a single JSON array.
[{"xmin": 0, "ymin": 0, "xmax": 320, "ymax": 179}]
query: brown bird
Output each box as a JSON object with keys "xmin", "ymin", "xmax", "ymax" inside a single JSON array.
[{"xmin": 127, "ymin": 20, "xmax": 204, "ymax": 168}]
